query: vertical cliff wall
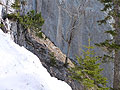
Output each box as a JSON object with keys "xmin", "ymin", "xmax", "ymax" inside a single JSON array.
[{"xmin": 39, "ymin": 0, "xmax": 109, "ymax": 58}]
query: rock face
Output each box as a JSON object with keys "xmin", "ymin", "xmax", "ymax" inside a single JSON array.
[
  {"xmin": 0, "ymin": 0, "xmax": 113, "ymax": 88},
  {"xmin": 0, "ymin": 0, "xmax": 83, "ymax": 90},
  {"xmin": 40, "ymin": 0, "xmax": 109, "ymax": 58},
  {"xmin": 36, "ymin": 0, "xmax": 113, "ymax": 87}
]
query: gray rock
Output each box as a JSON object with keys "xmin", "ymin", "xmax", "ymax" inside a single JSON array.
[{"xmin": 36, "ymin": 0, "xmax": 113, "ymax": 87}]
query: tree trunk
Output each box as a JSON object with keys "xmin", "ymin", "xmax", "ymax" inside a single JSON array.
[
  {"xmin": 113, "ymin": 0, "xmax": 120, "ymax": 89},
  {"xmin": 65, "ymin": 44, "xmax": 70, "ymax": 66}
]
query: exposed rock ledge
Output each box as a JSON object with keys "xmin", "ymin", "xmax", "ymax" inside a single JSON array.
[{"xmin": 9, "ymin": 21, "xmax": 83, "ymax": 90}]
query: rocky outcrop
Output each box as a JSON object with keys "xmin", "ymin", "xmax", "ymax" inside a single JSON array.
[{"xmin": 9, "ymin": 21, "xmax": 83, "ymax": 90}]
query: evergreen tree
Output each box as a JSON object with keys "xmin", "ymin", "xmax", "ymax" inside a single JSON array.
[
  {"xmin": 7, "ymin": 0, "xmax": 44, "ymax": 38},
  {"xmin": 97, "ymin": 0, "xmax": 120, "ymax": 89},
  {"xmin": 69, "ymin": 39, "xmax": 109, "ymax": 90}
]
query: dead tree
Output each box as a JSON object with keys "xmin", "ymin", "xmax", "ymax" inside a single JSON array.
[{"xmin": 56, "ymin": 0, "xmax": 82, "ymax": 66}]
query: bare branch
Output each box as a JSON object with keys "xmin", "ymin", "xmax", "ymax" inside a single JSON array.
[
  {"xmin": 61, "ymin": 33, "xmax": 68, "ymax": 42},
  {"xmin": 0, "ymin": 2, "xmax": 13, "ymax": 12},
  {"xmin": 56, "ymin": 1, "xmax": 83, "ymax": 65}
]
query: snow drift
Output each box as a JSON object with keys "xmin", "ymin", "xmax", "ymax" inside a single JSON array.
[{"xmin": 0, "ymin": 30, "xmax": 72, "ymax": 90}]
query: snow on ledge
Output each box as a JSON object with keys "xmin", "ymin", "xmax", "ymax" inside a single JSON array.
[{"xmin": 0, "ymin": 30, "xmax": 72, "ymax": 90}]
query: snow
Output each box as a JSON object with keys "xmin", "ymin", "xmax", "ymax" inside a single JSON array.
[{"xmin": 0, "ymin": 30, "xmax": 72, "ymax": 90}]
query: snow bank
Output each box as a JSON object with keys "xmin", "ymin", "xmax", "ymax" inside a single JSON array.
[{"xmin": 0, "ymin": 30, "xmax": 72, "ymax": 90}]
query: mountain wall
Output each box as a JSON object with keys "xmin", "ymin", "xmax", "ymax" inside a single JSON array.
[
  {"xmin": 35, "ymin": 0, "xmax": 113, "ymax": 87},
  {"xmin": 0, "ymin": 0, "xmax": 114, "ymax": 88}
]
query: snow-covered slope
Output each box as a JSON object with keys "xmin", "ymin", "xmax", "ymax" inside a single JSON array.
[{"xmin": 0, "ymin": 30, "xmax": 72, "ymax": 90}]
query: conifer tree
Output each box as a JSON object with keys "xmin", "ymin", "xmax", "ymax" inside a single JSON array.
[
  {"xmin": 8, "ymin": 0, "xmax": 44, "ymax": 38},
  {"xmin": 69, "ymin": 39, "xmax": 109, "ymax": 90},
  {"xmin": 97, "ymin": 0, "xmax": 120, "ymax": 89}
]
